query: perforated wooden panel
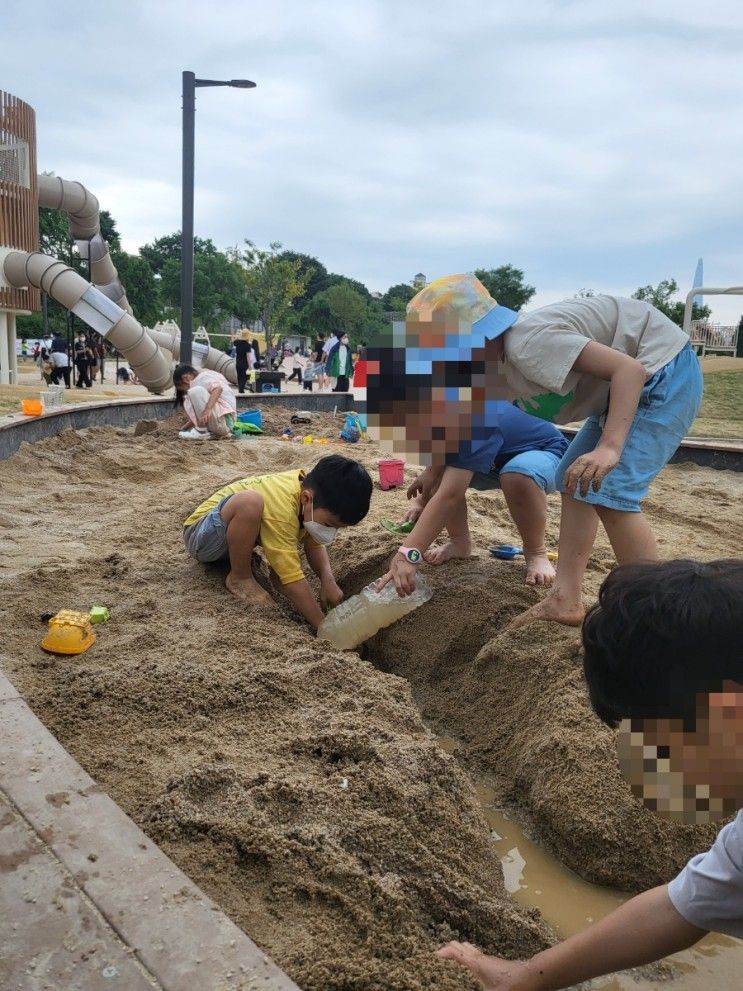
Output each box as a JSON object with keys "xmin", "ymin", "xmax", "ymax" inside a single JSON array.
[{"xmin": 0, "ymin": 90, "xmax": 40, "ymax": 312}]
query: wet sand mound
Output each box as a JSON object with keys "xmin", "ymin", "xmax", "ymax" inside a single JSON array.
[
  {"xmin": 2, "ymin": 416, "xmax": 742, "ymax": 988},
  {"xmin": 349, "ymin": 557, "xmax": 720, "ymax": 890}
]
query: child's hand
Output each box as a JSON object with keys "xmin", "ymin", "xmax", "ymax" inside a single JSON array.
[
  {"xmin": 403, "ymin": 497, "xmax": 424, "ymax": 524},
  {"xmin": 564, "ymin": 445, "xmax": 620, "ymax": 497},
  {"xmin": 376, "ymin": 556, "xmax": 419, "ymax": 597},
  {"xmin": 320, "ymin": 578, "xmax": 344, "ymax": 609}
]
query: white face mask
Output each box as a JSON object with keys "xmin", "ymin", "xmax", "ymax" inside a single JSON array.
[{"xmin": 304, "ymin": 499, "xmax": 337, "ymax": 546}]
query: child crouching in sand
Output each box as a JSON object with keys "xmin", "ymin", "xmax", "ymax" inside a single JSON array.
[
  {"xmin": 183, "ymin": 455, "xmax": 372, "ymax": 629},
  {"xmin": 174, "ymin": 363, "xmax": 237, "ymax": 440},
  {"xmin": 437, "ymin": 559, "xmax": 743, "ymax": 989},
  {"xmin": 378, "ymin": 402, "xmax": 567, "ymax": 593}
]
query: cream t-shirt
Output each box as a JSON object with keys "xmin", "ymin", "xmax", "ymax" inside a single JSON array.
[{"xmin": 503, "ymin": 295, "xmax": 689, "ymax": 424}]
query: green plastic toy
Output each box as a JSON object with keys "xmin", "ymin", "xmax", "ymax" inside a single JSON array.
[
  {"xmin": 89, "ymin": 606, "xmax": 111, "ymax": 624},
  {"xmin": 381, "ymin": 519, "xmax": 415, "ymax": 535}
]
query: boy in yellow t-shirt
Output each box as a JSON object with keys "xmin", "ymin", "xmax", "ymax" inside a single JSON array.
[{"xmin": 183, "ymin": 455, "xmax": 373, "ymax": 630}]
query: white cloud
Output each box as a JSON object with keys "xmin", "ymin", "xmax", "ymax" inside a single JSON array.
[{"xmin": 2, "ymin": 0, "xmax": 742, "ymax": 324}]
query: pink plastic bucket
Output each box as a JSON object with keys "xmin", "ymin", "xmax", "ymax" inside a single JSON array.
[{"xmin": 378, "ymin": 458, "xmax": 405, "ymax": 490}]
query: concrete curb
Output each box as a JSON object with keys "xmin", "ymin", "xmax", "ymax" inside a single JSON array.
[{"xmin": 0, "ymin": 672, "xmax": 300, "ymax": 991}]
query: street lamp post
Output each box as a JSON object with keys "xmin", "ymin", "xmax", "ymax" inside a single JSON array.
[{"xmin": 180, "ymin": 71, "xmax": 256, "ymax": 365}]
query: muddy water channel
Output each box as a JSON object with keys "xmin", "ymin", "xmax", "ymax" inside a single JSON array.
[{"xmin": 438, "ymin": 736, "xmax": 742, "ymax": 990}]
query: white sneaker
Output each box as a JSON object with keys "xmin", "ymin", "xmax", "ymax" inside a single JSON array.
[{"xmin": 178, "ymin": 427, "xmax": 212, "ymax": 440}]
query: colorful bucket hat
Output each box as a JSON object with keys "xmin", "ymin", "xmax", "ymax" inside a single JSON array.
[{"xmin": 399, "ymin": 273, "xmax": 519, "ymax": 375}]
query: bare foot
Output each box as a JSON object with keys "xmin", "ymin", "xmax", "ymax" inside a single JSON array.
[
  {"xmin": 523, "ymin": 551, "xmax": 556, "ymax": 587},
  {"xmin": 225, "ymin": 573, "xmax": 274, "ymax": 607},
  {"xmin": 508, "ymin": 592, "xmax": 585, "ymax": 630},
  {"xmin": 436, "ymin": 941, "xmax": 531, "ymax": 990},
  {"xmin": 423, "ymin": 539, "xmax": 472, "ymax": 565}
]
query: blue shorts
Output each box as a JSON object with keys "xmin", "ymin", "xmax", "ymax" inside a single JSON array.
[
  {"xmin": 183, "ymin": 496, "xmax": 231, "ymax": 562},
  {"xmin": 557, "ymin": 342, "xmax": 703, "ymax": 512},
  {"xmin": 468, "ymin": 449, "xmax": 562, "ymax": 494}
]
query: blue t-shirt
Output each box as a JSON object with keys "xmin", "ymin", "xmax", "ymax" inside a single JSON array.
[{"xmin": 448, "ymin": 402, "xmax": 568, "ymax": 476}]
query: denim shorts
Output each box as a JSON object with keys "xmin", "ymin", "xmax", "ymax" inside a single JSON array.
[
  {"xmin": 556, "ymin": 342, "xmax": 703, "ymax": 512},
  {"xmin": 468, "ymin": 449, "xmax": 562, "ymax": 494},
  {"xmin": 183, "ymin": 496, "xmax": 231, "ymax": 562}
]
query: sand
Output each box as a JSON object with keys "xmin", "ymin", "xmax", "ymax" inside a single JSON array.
[{"xmin": 1, "ymin": 410, "xmax": 743, "ymax": 990}]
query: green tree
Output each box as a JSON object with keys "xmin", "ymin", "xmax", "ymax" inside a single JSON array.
[
  {"xmin": 275, "ymin": 251, "xmax": 328, "ymax": 308},
  {"xmin": 325, "ymin": 273, "xmax": 371, "ymax": 299},
  {"xmin": 140, "ymin": 232, "xmax": 214, "ymax": 274},
  {"xmin": 236, "ymin": 241, "xmax": 309, "ymax": 352},
  {"xmin": 474, "ymin": 264, "xmax": 536, "ymax": 311},
  {"xmin": 160, "ymin": 246, "xmax": 247, "ymax": 332},
  {"xmin": 632, "ymin": 279, "xmax": 710, "ymax": 327},
  {"xmin": 300, "ymin": 283, "xmax": 381, "ymax": 345},
  {"xmin": 382, "ymin": 282, "xmax": 416, "ymax": 312},
  {"xmin": 110, "ymin": 249, "xmax": 162, "ymax": 326}
]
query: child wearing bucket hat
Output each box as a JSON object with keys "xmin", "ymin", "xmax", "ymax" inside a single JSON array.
[{"xmin": 368, "ymin": 274, "xmax": 702, "ymax": 623}]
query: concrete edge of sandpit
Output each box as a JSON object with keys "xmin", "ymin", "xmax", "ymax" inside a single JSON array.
[
  {"xmin": 0, "ymin": 670, "xmax": 301, "ymax": 991},
  {"xmin": 0, "ymin": 392, "xmax": 365, "ymax": 460}
]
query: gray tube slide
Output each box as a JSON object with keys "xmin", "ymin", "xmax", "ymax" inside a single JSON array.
[
  {"xmin": 3, "ymin": 251, "xmax": 172, "ymax": 393},
  {"xmin": 37, "ymin": 174, "xmax": 132, "ymax": 315}
]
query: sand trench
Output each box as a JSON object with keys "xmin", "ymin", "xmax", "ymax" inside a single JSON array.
[{"xmin": 1, "ymin": 413, "xmax": 743, "ymax": 990}]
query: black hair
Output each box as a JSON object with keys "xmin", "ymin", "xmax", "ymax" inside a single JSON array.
[
  {"xmin": 303, "ymin": 455, "xmax": 372, "ymax": 525},
  {"xmin": 583, "ymin": 559, "xmax": 743, "ymax": 730},
  {"xmin": 172, "ymin": 364, "xmax": 198, "ymax": 408}
]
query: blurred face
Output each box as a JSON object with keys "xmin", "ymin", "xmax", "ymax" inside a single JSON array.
[
  {"xmin": 616, "ymin": 686, "xmax": 743, "ymax": 823},
  {"xmin": 177, "ymin": 371, "xmax": 197, "ymax": 390}
]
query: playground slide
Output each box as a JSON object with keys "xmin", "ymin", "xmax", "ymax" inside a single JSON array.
[
  {"xmin": 4, "ymin": 250, "xmax": 240, "ymax": 393},
  {"xmin": 3, "ymin": 251, "xmax": 172, "ymax": 392},
  {"xmin": 37, "ymin": 175, "xmax": 133, "ymax": 316}
]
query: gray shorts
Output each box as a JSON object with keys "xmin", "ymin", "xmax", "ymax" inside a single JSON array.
[{"xmin": 183, "ymin": 496, "xmax": 231, "ymax": 562}]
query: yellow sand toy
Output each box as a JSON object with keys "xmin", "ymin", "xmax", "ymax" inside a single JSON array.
[{"xmin": 41, "ymin": 610, "xmax": 96, "ymax": 655}]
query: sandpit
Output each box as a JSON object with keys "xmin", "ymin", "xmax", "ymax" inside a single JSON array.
[{"xmin": 1, "ymin": 411, "xmax": 742, "ymax": 990}]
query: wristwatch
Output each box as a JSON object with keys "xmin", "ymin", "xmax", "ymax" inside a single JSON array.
[{"xmin": 397, "ymin": 547, "xmax": 423, "ymax": 564}]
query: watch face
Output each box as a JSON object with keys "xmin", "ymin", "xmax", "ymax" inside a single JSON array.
[{"xmin": 406, "ymin": 549, "xmax": 422, "ymax": 563}]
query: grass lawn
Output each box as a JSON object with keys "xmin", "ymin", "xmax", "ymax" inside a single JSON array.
[{"xmin": 688, "ymin": 370, "xmax": 743, "ymax": 440}]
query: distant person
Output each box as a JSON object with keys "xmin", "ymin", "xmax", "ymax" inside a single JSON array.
[
  {"xmin": 95, "ymin": 338, "xmax": 106, "ymax": 383},
  {"xmin": 287, "ymin": 349, "xmax": 306, "ymax": 383},
  {"xmin": 326, "ymin": 331, "xmax": 353, "ymax": 392},
  {"xmin": 251, "ymin": 339, "xmax": 261, "ymax": 368},
  {"xmin": 438, "ymin": 558, "xmax": 743, "ymax": 990},
  {"xmin": 49, "ymin": 347, "xmax": 71, "ymax": 388},
  {"xmin": 173, "ymin": 363, "xmax": 237, "ymax": 440},
  {"xmin": 233, "ymin": 331, "xmax": 256, "ymax": 394},
  {"xmin": 41, "ymin": 333, "xmax": 54, "ymax": 357},
  {"xmin": 116, "ymin": 365, "xmax": 139, "ymax": 385},
  {"xmin": 73, "ymin": 332, "xmax": 92, "ymax": 388},
  {"xmin": 182, "ymin": 455, "xmax": 372, "ymax": 628}
]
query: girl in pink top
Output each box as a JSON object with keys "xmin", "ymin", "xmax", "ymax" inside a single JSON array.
[{"xmin": 173, "ymin": 364, "xmax": 237, "ymax": 440}]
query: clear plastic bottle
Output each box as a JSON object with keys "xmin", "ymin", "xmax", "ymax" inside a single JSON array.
[{"xmin": 317, "ymin": 574, "xmax": 433, "ymax": 650}]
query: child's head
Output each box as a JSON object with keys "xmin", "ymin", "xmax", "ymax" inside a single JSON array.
[
  {"xmin": 583, "ymin": 559, "xmax": 743, "ymax": 823},
  {"xmin": 172, "ymin": 364, "xmax": 198, "ymax": 407},
  {"xmin": 367, "ymin": 273, "xmax": 517, "ymax": 464},
  {"xmin": 301, "ymin": 455, "xmax": 372, "ymax": 531}
]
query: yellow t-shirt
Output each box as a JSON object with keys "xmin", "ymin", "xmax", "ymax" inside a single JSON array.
[{"xmin": 183, "ymin": 469, "xmax": 319, "ymax": 585}]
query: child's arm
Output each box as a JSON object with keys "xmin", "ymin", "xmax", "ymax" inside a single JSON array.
[
  {"xmin": 437, "ymin": 885, "xmax": 705, "ymax": 991},
  {"xmin": 282, "ymin": 577, "xmax": 326, "ymax": 630},
  {"xmin": 305, "ymin": 543, "xmax": 344, "ymax": 609},
  {"xmin": 378, "ymin": 467, "xmax": 473, "ymax": 595},
  {"xmin": 564, "ymin": 342, "xmax": 647, "ymax": 497}
]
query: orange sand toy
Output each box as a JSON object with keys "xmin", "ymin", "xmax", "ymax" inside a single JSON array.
[
  {"xmin": 41, "ymin": 610, "xmax": 96, "ymax": 655},
  {"xmin": 21, "ymin": 399, "xmax": 44, "ymax": 416}
]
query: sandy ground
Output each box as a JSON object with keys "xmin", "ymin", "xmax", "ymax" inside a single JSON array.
[{"xmin": 1, "ymin": 411, "xmax": 743, "ymax": 989}]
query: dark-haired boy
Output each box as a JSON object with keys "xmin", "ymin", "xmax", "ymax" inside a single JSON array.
[
  {"xmin": 183, "ymin": 455, "xmax": 373, "ymax": 629},
  {"xmin": 437, "ymin": 558, "xmax": 743, "ymax": 989}
]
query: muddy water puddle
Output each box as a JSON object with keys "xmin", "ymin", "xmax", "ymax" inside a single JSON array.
[{"xmin": 438, "ymin": 736, "xmax": 742, "ymax": 990}]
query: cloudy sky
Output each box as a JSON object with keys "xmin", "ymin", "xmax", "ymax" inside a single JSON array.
[{"xmin": 5, "ymin": 0, "xmax": 743, "ymax": 321}]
